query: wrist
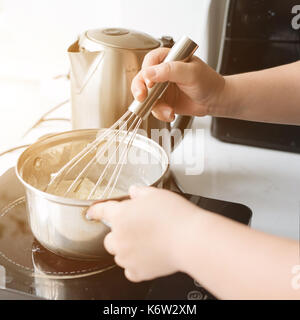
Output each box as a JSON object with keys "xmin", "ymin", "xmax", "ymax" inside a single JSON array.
[
  {"xmin": 208, "ymin": 75, "xmax": 237, "ymax": 119},
  {"xmin": 169, "ymin": 208, "xmax": 209, "ymax": 274}
]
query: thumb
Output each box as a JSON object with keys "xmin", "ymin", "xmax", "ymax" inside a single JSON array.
[
  {"xmin": 86, "ymin": 201, "xmax": 119, "ymax": 225},
  {"xmin": 142, "ymin": 61, "xmax": 192, "ymax": 84},
  {"xmin": 129, "ymin": 185, "xmax": 155, "ymax": 199}
]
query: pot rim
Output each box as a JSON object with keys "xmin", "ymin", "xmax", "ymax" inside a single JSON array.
[{"xmin": 16, "ymin": 129, "xmax": 169, "ymax": 207}]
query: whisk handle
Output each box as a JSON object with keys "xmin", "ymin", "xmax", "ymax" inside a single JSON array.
[{"xmin": 128, "ymin": 36, "xmax": 198, "ymax": 120}]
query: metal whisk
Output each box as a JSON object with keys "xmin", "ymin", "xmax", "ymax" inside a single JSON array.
[{"xmin": 46, "ymin": 36, "xmax": 198, "ymax": 200}]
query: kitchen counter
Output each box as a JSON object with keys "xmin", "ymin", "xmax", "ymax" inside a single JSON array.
[{"xmin": 173, "ymin": 116, "xmax": 300, "ymax": 240}]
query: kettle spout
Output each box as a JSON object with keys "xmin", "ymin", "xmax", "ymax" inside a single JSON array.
[{"xmin": 68, "ymin": 40, "xmax": 104, "ymax": 94}]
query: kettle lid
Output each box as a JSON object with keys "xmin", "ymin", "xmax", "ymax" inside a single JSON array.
[{"xmin": 82, "ymin": 28, "xmax": 160, "ymax": 50}]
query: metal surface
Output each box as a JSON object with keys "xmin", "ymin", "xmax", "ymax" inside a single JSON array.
[
  {"xmin": 16, "ymin": 129, "xmax": 169, "ymax": 260},
  {"xmin": 68, "ymin": 27, "xmax": 164, "ymax": 133},
  {"xmin": 82, "ymin": 28, "xmax": 160, "ymax": 50}
]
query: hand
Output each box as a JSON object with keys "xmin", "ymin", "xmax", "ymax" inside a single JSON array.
[
  {"xmin": 131, "ymin": 47, "xmax": 225, "ymax": 122},
  {"xmin": 86, "ymin": 186, "xmax": 201, "ymax": 282}
]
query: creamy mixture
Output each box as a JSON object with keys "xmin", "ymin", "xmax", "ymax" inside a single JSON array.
[{"xmin": 56, "ymin": 177, "xmax": 125, "ymax": 200}]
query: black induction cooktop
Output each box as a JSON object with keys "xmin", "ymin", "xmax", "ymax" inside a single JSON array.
[{"xmin": 0, "ymin": 167, "xmax": 252, "ymax": 300}]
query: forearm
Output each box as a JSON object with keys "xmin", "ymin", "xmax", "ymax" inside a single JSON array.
[
  {"xmin": 214, "ymin": 61, "xmax": 300, "ymax": 125},
  {"xmin": 177, "ymin": 210, "xmax": 300, "ymax": 299}
]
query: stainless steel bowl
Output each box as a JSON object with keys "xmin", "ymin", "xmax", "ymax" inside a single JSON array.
[{"xmin": 16, "ymin": 129, "xmax": 169, "ymax": 260}]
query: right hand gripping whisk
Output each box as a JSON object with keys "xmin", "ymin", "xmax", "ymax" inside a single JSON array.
[{"xmin": 47, "ymin": 36, "xmax": 198, "ymax": 200}]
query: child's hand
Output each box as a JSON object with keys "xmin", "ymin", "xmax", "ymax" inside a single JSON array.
[
  {"xmin": 86, "ymin": 186, "xmax": 201, "ymax": 282},
  {"xmin": 131, "ymin": 47, "xmax": 225, "ymax": 122}
]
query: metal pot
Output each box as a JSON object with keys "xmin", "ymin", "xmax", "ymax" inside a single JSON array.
[{"xmin": 16, "ymin": 129, "xmax": 169, "ymax": 261}]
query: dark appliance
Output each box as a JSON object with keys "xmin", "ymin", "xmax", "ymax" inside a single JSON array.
[{"xmin": 211, "ymin": 0, "xmax": 300, "ymax": 153}]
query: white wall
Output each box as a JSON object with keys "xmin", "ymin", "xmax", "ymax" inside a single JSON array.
[
  {"xmin": 0, "ymin": 0, "xmax": 123, "ymax": 79},
  {"xmin": 119, "ymin": 0, "xmax": 210, "ymax": 58},
  {"xmin": 118, "ymin": 0, "xmax": 227, "ymax": 69},
  {"xmin": 0, "ymin": 0, "xmax": 227, "ymax": 80},
  {"xmin": 0, "ymin": 0, "xmax": 227, "ymax": 149}
]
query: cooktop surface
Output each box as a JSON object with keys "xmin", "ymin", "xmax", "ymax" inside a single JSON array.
[{"xmin": 0, "ymin": 165, "xmax": 252, "ymax": 300}]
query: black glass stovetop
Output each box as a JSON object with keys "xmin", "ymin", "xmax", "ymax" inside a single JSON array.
[{"xmin": 0, "ymin": 167, "xmax": 252, "ymax": 300}]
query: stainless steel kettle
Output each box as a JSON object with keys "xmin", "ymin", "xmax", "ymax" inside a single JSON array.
[{"xmin": 68, "ymin": 27, "xmax": 192, "ymax": 136}]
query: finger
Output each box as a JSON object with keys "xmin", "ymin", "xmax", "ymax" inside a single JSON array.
[
  {"xmin": 124, "ymin": 268, "xmax": 141, "ymax": 283},
  {"xmin": 86, "ymin": 201, "xmax": 119, "ymax": 226},
  {"xmin": 131, "ymin": 48, "xmax": 174, "ymax": 100},
  {"xmin": 103, "ymin": 232, "xmax": 116, "ymax": 255},
  {"xmin": 132, "ymin": 47, "xmax": 172, "ymax": 99},
  {"xmin": 142, "ymin": 60, "xmax": 194, "ymax": 85},
  {"xmin": 114, "ymin": 255, "xmax": 126, "ymax": 268},
  {"xmin": 129, "ymin": 185, "xmax": 157, "ymax": 199},
  {"xmin": 131, "ymin": 71, "xmax": 148, "ymax": 101},
  {"xmin": 142, "ymin": 47, "xmax": 170, "ymax": 69},
  {"xmin": 151, "ymin": 100, "xmax": 175, "ymax": 122},
  {"xmin": 141, "ymin": 48, "xmax": 171, "ymax": 89}
]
